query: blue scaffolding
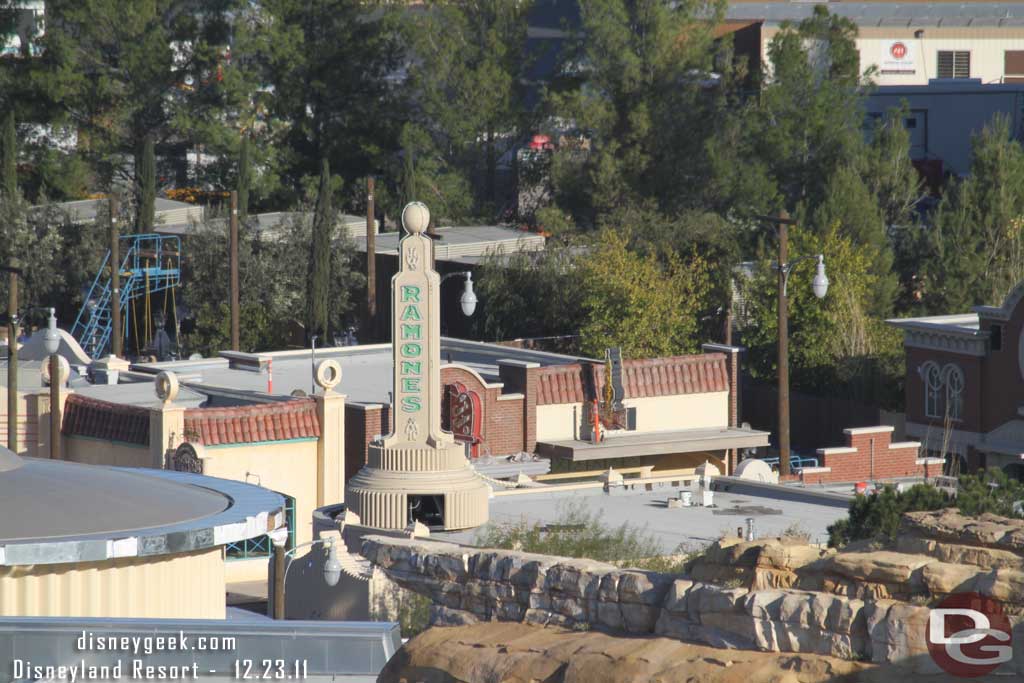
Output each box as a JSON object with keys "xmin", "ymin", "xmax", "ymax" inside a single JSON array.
[{"xmin": 71, "ymin": 234, "xmax": 182, "ymax": 359}]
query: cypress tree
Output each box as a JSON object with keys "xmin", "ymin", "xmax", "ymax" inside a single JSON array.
[
  {"xmin": 1, "ymin": 110, "xmax": 16, "ymax": 199},
  {"xmin": 237, "ymin": 135, "xmax": 250, "ymax": 218},
  {"xmin": 307, "ymin": 157, "xmax": 332, "ymax": 341},
  {"xmin": 136, "ymin": 135, "xmax": 155, "ymax": 233}
]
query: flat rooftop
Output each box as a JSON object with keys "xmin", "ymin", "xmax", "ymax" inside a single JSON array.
[
  {"xmin": 435, "ymin": 485, "xmax": 850, "ymax": 552},
  {"xmin": 352, "ymin": 225, "xmax": 545, "ymax": 260},
  {"xmin": 727, "ymin": 2, "xmax": 1024, "ymax": 27},
  {"xmin": 128, "ymin": 338, "xmax": 589, "ymax": 407}
]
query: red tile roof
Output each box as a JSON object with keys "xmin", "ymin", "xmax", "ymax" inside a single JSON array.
[
  {"xmin": 536, "ymin": 353, "xmax": 729, "ymax": 405},
  {"xmin": 184, "ymin": 398, "xmax": 321, "ymax": 446},
  {"xmin": 62, "ymin": 394, "xmax": 151, "ymax": 446}
]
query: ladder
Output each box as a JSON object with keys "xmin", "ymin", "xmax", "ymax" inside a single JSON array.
[{"xmin": 71, "ymin": 234, "xmax": 182, "ymax": 359}]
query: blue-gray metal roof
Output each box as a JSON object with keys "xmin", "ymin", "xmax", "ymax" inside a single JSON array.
[
  {"xmin": 727, "ymin": 2, "xmax": 1024, "ymax": 27},
  {"xmin": 0, "ymin": 455, "xmax": 285, "ymax": 566}
]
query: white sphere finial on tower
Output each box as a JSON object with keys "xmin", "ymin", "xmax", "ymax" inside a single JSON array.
[{"xmin": 401, "ymin": 202, "xmax": 430, "ymax": 235}]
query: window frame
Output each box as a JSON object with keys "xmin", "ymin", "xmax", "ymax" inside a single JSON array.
[
  {"xmin": 923, "ymin": 361, "xmax": 943, "ymax": 418},
  {"xmin": 943, "ymin": 364, "xmax": 965, "ymax": 422},
  {"xmin": 937, "ymin": 50, "xmax": 971, "ymax": 79}
]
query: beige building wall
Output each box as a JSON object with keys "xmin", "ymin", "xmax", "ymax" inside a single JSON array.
[
  {"xmin": 0, "ymin": 386, "xmax": 38, "ymax": 456},
  {"xmin": 201, "ymin": 439, "xmax": 319, "ymax": 546},
  {"xmin": 0, "ymin": 548, "xmax": 225, "ymax": 619},
  {"xmin": 536, "ymin": 391, "xmax": 729, "ymax": 442},
  {"xmin": 225, "ymin": 557, "xmax": 270, "ymax": 584},
  {"xmin": 762, "ymin": 26, "xmax": 1024, "ymax": 86},
  {"xmin": 63, "ymin": 436, "xmax": 150, "ymax": 467}
]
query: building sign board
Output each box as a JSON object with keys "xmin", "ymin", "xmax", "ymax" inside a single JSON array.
[
  {"xmin": 446, "ymin": 381, "xmax": 483, "ymax": 456},
  {"xmin": 880, "ymin": 40, "xmax": 916, "ymax": 75}
]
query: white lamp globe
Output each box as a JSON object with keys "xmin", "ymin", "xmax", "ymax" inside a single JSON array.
[
  {"xmin": 43, "ymin": 309, "xmax": 60, "ymax": 355},
  {"xmin": 460, "ymin": 273, "xmax": 478, "ymax": 317},
  {"xmin": 323, "ymin": 541, "xmax": 342, "ymax": 587},
  {"xmin": 401, "ymin": 202, "xmax": 430, "ymax": 235},
  {"xmin": 812, "ymin": 255, "xmax": 829, "ymax": 300}
]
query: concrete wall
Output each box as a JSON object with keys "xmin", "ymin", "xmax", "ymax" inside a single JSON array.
[
  {"xmin": 0, "ymin": 386, "xmax": 38, "ymax": 456},
  {"xmin": 63, "ymin": 435, "xmax": 150, "ymax": 467},
  {"xmin": 0, "ymin": 547, "xmax": 225, "ymax": 619},
  {"xmin": 201, "ymin": 439, "xmax": 320, "ymax": 546},
  {"xmin": 536, "ymin": 392, "xmax": 729, "ymax": 442}
]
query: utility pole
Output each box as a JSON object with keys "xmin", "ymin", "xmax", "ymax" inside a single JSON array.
[
  {"xmin": 776, "ymin": 210, "xmax": 791, "ymax": 477},
  {"xmin": 366, "ymin": 176, "xmax": 376, "ymax": 341},
  {"xmin": 230, "ymin": 190, "xmax": 240, "ymax": 351},
  {"xmin": 110, "ymin": 195, "xmax": 122, "ymax": 357},
  {"xmin": 6, "ymin": 258, "xmax": 18, "ymax": 453}
]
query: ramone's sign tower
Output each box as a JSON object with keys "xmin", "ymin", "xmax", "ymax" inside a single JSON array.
[{"xmin": 345, "ymin": 202, "xmax": 489, "ymax": 530}]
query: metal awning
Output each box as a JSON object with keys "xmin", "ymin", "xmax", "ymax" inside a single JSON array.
[{"xmin": 536, "ymin": 426, "xmax": 770, "ymax": 462}]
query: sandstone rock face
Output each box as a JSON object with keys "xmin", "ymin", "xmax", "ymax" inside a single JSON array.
[
  {"xmin": 363, "ymin": 508, "xmax": 1024, "ymax": 673},
  {"xmin": 687, "ymin": 536, "xmax": 833, "ymax": 590},
  {"xmin": 378, "ymin": 623, "xmax": 891, "ymax": 683}
]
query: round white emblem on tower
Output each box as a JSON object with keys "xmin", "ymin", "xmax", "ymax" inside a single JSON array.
[{"xmin": 402, "ymin": 202, "xmax": 430, "ymax": 235}]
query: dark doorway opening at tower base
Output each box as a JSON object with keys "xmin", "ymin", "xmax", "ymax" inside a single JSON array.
[{"xmin": 408, "ymin": 494, "xmax": 445, "ymax": 528}]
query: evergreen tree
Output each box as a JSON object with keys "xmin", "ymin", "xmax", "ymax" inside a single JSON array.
[
  {"xmin": 546, "ymin": 0, "xmax": 725, "ymax": 226},
  {"xmin": 1, "ymin": 108, "xmax": 14, "ymax": 199},
  {"xmin": 135, "ymin": 135, "xmax": 155, "ymax": 233},
  {"xmin": 919, "ymin": 114, "xmax": 1024, "ymax": 313},
  {"xmin": 37, "ymin": 1, "xmax": 245, "ymax": 191},
  {"xmin": 405, "ymin": 0, "xmax": 534, "ymax": 218},
  {"xmin": 307, "ymin": 158, "xmax": 333, "ymax": 341},
  {"xmin": 243, "ymin": 0, "xmax": 404, "ymax": 202},
  {"xmin": 237, "ymin": 135, "xmax": 251, "ymax": 218}
]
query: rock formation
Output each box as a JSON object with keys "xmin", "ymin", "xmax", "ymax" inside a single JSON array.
[{"xmin": 365, "ymin": 507, "xmax": 1024, "ymax": 677}]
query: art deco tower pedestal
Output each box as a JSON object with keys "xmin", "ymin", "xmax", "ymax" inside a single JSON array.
[{"xmin": 345, "ymin": 203, "xmax": 489, "ymax": 531}]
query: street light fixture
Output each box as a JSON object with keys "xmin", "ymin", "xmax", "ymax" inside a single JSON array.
[
  {"xmin": 269, "ymin": 532, "xmax": 342, "ymax": 619},
  {"xmin": 757, "ymin": 210, "xmax": 830, "ymax": 477},
  {"xmin": 440, "ymin": 271, "xmax": 479, "ymax": 318}
]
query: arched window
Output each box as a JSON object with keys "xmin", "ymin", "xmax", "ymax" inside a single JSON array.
[
  {"xmin": 923, "ymin": 362, "xmax": 942, "ymax": 418},
  {"xmin": 944, "ymin": 364, "xmax": 964, "ymax": 421}
]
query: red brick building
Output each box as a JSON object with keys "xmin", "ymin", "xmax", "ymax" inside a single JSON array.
[
  {"xmin": 344, "ymin": 343, "xmax": 768, "ymax": 483},
  {"xmin": 889, "ymin": 283, "xmax": 1024, "ymax": 477}
]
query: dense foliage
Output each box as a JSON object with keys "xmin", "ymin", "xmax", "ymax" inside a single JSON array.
[
  {"xmin": 826, "ymin": 470, "xmax": 1024, "ymax": 548},
  {"xmin": 2, "ymin": 0, "xmax": 1023, "ymax": 386}
]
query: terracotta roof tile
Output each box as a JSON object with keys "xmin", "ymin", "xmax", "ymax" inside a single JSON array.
[
  {"xmin": 62, "ymin": 394, "xmax": 151, "ymax": 446},
  {"xmin": 183, "ymin": 398, "xmax": 320, "ymax": 446},
  {"xmin": 536, "ymin": 353, "xmax": 730, "ymax": 405}
]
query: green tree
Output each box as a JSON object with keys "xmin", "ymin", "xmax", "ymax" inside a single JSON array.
[
  {"xmin": 242, "ymin": 0, "xmax": 404, "ymax": 204},
  {"xmin": 405, "ymin": 0, "xmax": 534, "ymax": 218},
  {"xmin": 827, "ymin": 483, "xmax": 950, "ymax": 548},
  {"xmin": 577, "ymin": 229, "xmax": 710, "ymax": 358},
  {"xmin": 37, "ymin": 1, "xmax": 245, "ymax": 192},
  {"xmin": 956, "ymin": 469, "xmax": 1024, "ymax": 518},
  {"xmin": 546, "ymin": 0, "xmax": 725, "ymax": 227},
  {"xmin": 237, "ymin": 135, "xmax": 251, "ymax": 218},
  {"xmin": 307, "ymin": 158, "xmax": 333, "ymax": 341},
  {"xmin": 182, "ymin": 208, "xmax": 363, "ymax": 355},
  {"xmin": 918, "ymin": 115, "xmax": 1024, "ymax": 313},
  {"xmin": 135, "ymin": 135, "xmax": 155, "ymax": 233},
  {"xmin": 470, "ymin": 243, "xmax": 584, "ymax": 348},
  {"xmin": 740, "ymin": 222, "xmax": 903, "ymax": 405},
  {"xmin": 1, "ymin": 108, "xmax": 14, "ymax": 199}
]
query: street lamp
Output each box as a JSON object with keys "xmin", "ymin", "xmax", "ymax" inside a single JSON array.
[
  {"xmin": 43, "ymin": 308, "xmax": 62, "ymax": 460},
  {"xmin": 440, "ymin": 271, "xmax": 478, "ymax": 318},
  {"xmin": 269, "ymin": 531, "xmax": 342, "ymax": 620},
  {"xmin": 758, "ymin": 210, "xmax": 829, "ymax": 477}
]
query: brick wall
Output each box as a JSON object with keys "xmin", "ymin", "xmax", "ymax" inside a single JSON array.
[
  {"xmin": 344, "ymin": 404, "xmax": 387, "ymax": 484},
  {"xmin": 798, "ymin": 426, "xmax": 942, "ymax": 485},
  {"xmin": 442, "ymin": 365, "xmax": 526, "ymax": 457}
]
